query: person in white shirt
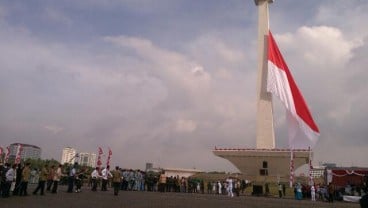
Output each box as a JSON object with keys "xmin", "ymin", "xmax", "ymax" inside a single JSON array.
[
  {"xmin": 226, "ymin": 177, "xmax": 234, "ymax": 197},
  {"xmin": 52, "ymin": 164, "xmax": 63, "ymax": 193},
  {"xmin": 4, "ymin": 164, "xmax": 16, "ymax": 197},
  {"xmin": 278, "ymin": 183, "xmax": 283, "ymax": 198},
  {"xmin": 212, "ymin": 182, "xmax": 216, "ymax": 194},
  {"xmin": 67, "ymin": 162, "xmax": 78, "ymax": 193},
  {"xmin": 217, "ymin": 181, "xmax": 222, "ymax": 195},
  {"xmin": 91, "ymin": 167, "xmax": 100, "ymax": 191},
  {"xmin": 311, "ymin": 185, "xmax": 316, "ymax": 201},
  {"xmin": 101, "ymin": 165, "xmax": 112, "ymax": 191}
]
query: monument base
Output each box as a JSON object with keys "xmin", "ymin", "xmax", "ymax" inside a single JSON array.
[{"xmin": 213, "ymin": 148, "xmax": 310, "ymax": 183}]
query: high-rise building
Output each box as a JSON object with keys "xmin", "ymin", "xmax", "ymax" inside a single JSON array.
[
  {"xmin": 8, "ymin": 143, "xmax": 41, "ymax": 161},
  {"xmin": 78, "ymin": 152, "xmax": 97, "ymax": 167},
  {"xmin": 61, "ymin": 147, "xmax": 77, "ymax": 165}
]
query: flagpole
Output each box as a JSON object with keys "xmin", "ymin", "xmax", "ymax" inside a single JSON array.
[
  {"xmin": 289, "ymin": 148, "xmax": 294, "ymax": 188},
  {"xmin": 308, "ymin": 146, "xmax": 313, "ymax": 186},
  {"xmin": 68, "ymin": 153, "xmax": 79, "ymax": 164}
]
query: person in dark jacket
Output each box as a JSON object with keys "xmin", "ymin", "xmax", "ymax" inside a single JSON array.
[
  {"xmin": 361, "ymin": 194, "xmax": 368, "ymax": 208},
  {"xmin": 13, "ymin": 163, "xmax": 23, "ymax": 195}
]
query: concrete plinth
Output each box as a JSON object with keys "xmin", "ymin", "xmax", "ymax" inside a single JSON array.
[{"xmin": 213, "ymin": 148, "xmax": 309, "ymax": 182}]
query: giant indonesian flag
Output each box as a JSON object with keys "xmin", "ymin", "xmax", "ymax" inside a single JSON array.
[{"xmin": 267, "ymin": 30, "xmax": 320, "ymax": 149}]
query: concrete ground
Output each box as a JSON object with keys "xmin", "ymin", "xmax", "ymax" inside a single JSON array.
[{"xmin": 1, "ymin": 185, "xmax": 360, "ymax": 208}]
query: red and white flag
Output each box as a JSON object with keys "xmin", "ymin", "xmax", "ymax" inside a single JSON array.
[
  {"xmin": 106, "ymin": 148, "xmax": 112, "ymax": 166},
  {"xmin": 97, "ymin": 147, "xmax": 103, "ymax": 168},
  {"xmin": 5, "ymin": 146, "xmax": 10, "ymax": 163},
  {"xmin": 267, "ymin": 30, "xmax": 320, "ymax": 149},
  {"xmin": 98, "ymin": 147, "xmax": 104, "ymax": 155},
  {"xmin": 15, "ymin": 144, "xmax": 23, "ymax": 164}
]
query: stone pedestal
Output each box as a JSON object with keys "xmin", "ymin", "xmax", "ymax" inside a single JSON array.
[{"xmin": 213, "ymin": 148, "xmax": 309, "ymax": 182}]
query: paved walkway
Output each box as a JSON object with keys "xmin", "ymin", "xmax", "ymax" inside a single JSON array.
[{"xmin": 1, "ymin": 186, "xmax": 360, "ymax": 208}]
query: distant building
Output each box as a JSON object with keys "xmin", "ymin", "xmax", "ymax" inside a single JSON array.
[
  {"xmin": 310, "ymin": 166, "xmax": 325, "ymax": 178},
  {"xmin": 163, "ymin": 168, "xmax": 203, "ymax": 178},
  {"xmin": 145, "ymin": 163, "xmax": 153, "ymax": 171},
  {"xmin": 61, "ymin": 147, "xmax": 77, "ymax": 164},
  {"xmin": 78, "ymin": 152, "xmax": 97, "ymax": 167},
  {"xmin": 145, "ymin": 163, "xmax": 203, "ymax": 178},
  {"xmin": 322, "ymin": 163, "xmax": 337, "ymax": 168},
  {"xmin": 8, "ymin": 143, "xmax": 41, "ymax": 161}
]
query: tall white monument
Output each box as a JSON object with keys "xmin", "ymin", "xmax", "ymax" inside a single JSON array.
[
  {"xmin": 213, "ymin": 0, "xmax": 310, "ymax": 182},
  {"xmin": 255, "ymin": 0, "xmax": 275, "ymax": 149}
]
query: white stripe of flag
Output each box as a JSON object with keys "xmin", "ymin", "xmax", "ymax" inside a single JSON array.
[{"xmin": 267, "ymin": 30, "xmax": 320, "ymax": 149}]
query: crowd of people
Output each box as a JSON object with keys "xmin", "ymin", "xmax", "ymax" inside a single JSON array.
[
  {"xmin": 0, "ymin": 162, "xmax": 65, "ymax": 197},
  {"xmin": 0, "ymin": 162, "xmax": 123, "ymax": 197},
  {"xmin": 291, "ymin": 182, "xmax": 336, "ymax": 202},
  {"xmin": 1, "ymin": 161, "xmax": 367, "ymax": 208},
  {"xmin": 290, "ymin": 180, "xmax": 368, "ymax": 204},
  {"xmin": 155, "ymin": 173, "xmax": 248, "ymax": 197},
  {"xmin": 1, "ymin": 161, "xmax": 249, "ymax": 198}
]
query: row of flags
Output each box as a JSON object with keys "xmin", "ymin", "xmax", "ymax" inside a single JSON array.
[
  {"xmin": 0, "ymin": 145, "xmax": 22, "ymax": 164},
  {"xmin": 72, "ymin": 147, "xmax": 113, "ymax": 168},
  {"xmin": 1, "ymin": 145, "xmax": 113, "ymax": 168},
  {"xmin": 267, "ymin": 30, "xmax": 319, "ymax": 188},
  {"xmin": 97, "ymin": 147, "xmax": 112, "ymax": 168}
]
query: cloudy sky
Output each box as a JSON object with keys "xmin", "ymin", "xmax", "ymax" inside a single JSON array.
[{"xmin": 1, "ymin": 0, "xmax": 367, "ymax": 172}]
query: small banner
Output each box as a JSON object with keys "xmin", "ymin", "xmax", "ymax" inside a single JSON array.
[
  {"xmin": 97, "ymin": 147, "xmax": 103, "ymax": 168},
  {"xmin": 106, "ymin": 148, "xmax": 112, "ymax": 167},
  {"xmin": 5, "ymin": 146, "xmax": 10, "ymax": 163},
  {"xmin": 15, "ymin": 144, "xmax": 23, "ymax": 164}
]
